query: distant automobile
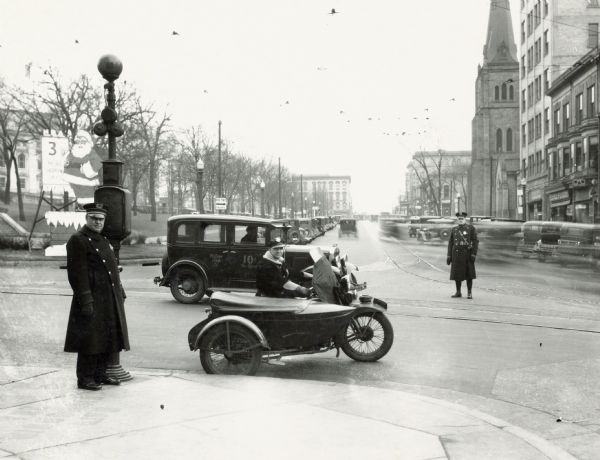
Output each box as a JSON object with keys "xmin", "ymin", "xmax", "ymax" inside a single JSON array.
[{"xmin": 338, "ymin": 218, "xmax": 358, "ymax": 238}]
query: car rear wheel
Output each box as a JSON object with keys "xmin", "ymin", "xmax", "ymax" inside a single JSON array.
[
  {"xmin": 200, "ymin": 324, "xmax": 262, "ymax": 375},
  {"xmin": 170, "ymin": 267, "xmax": 205, "ymax": 303},
  {"xmin": 341, "ymin": 312, "xmax": 394, "ymax": 362}
]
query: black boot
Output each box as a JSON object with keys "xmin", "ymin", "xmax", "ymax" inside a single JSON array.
[
  {"xmin": 451, "ymin": 291, "xmax": 462, "ymax": 298},
  {"xmin": 467, "ymin": 291, "xmax": 472, "ymax": 299}
]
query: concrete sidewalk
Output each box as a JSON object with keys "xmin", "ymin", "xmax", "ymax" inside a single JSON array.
[{"xmin": 0, "ymin": 366, "xmax": 580, "ymax": 460}]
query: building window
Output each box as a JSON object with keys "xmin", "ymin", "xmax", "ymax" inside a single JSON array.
[
  {"xmin": 544, "ymin": 0, "xmax": 549, "ymax": 17},
  {"xmin": 495, "ymin": 86, "xmax": 500, "ymax": 101},
  {"xmin": 501, "ymin": 83, "xmax": 507, "ymax": 100},
  {"xmin": 528, "ymin": 83, "xmax": 534, "ymax": 107},
  {"xmin": 18, "ymin": 154, "xmax": 25, "ymax": 169},
  {"xmin": 443, "ymin": 185, "xmax": 450, "ymax": 199},
  {"xmin": 527, "ymin": 47, "xmax": 533, "ymax": 72},
  {"xmin": 543, "ymin": 69, "xmax": 549, "ymax": 92},
  {"xmin": 551, "ymin": 151, "xmax": 557, "ymax": 179},
  {"xmin": 522, "ymin": 123, "xmax": 527, "ymax": 146},
  {"xmin": 575, "ymin": 141, "xmax": 583, "ymax": 170},
  {"xmin": 521, "ymin": 55, "xmax": 526, "ymax": 78},
  {"xmin": 590, "ymin": 136, "xmax": 598, "ymax": 169},
  {"xmin": 535, "ymin": 113, "xmax": 542, "ymax": 139},
  {"xmin": 562, "ymin": 147, "xmax": 570, "ymax": 175},
  {"xmin": 534, "ymin": 38, "xmax": 541, "ymax": 64},
  {"xmin": 18, "ymin": 178, "xmax": 26, "ymax": 190},
  {"xmin": 563, "ymin": 102, "xmax": 570, "ymax": 130},
  {"xmin": 534, "ymin": 2, "xmax": 540, "ymax": 27},
  {"xmin": 535, "ymin": 76, "xmax": 541, "ymax": 101},
  {"xmin": 521, "ymin": 89, "xmax": 526, "ymax": 112},
  {"xmin": 543, "ymin": 30, "xmax": 549, "ymax": 55},
  {"xmin": 528, "ymin": 119, "xmax": 534, "ymax": 144},
  {"xmin": 506, "ymin": 128, "xmax": 513, "ymax": 151},
  {"xmin": 0, "ymin": 177, "xmax": 5, "ymax": 188},
  {"xmin": 554, "ymin": 108, "xmax": 561, "ymax": 135},
  {"xmin": 588, "ymin": 84, "xmax": 596, "ymax": 117},
  {"xmin": 590, "ymin": 23, "xmax": 599, "ymax": 48},
  {"xmin": 509, "ymin": 85, "xmax": 514, "ymax": 100},
  {"xmin": 575, "ymin": 93, "xmax": 583, "ymax": 124},
  {"xmin": 527, "ymin": 12, "xmax": 532, "ymax": 36},
  {"xmin": 521, "ymin": 21, "xmax": 526, "ymax": 43},
  {"xmin": 496, "ymin": 128, "xmax": 503, "ymax": 151},
  {"xmin": 544, "ymin": 107, "xmax": 550, "ymax": 134},
  {"xmin": 542, "ymin": 148, "xmax": 547, "ymax": 171}
]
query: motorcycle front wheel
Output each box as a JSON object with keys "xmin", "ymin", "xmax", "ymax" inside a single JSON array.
[
  {"xmin": 199, "ymin": 324, "xmax": 262, "ymax": 375},
  {"xmin": 341, "ymin": 312, "xmax": 393, "ymax": 362}
]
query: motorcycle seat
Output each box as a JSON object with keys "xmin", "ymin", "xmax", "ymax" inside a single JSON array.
[{"xmin": 209, "ymin": 291, "xmax": 312, "ymax": 313}]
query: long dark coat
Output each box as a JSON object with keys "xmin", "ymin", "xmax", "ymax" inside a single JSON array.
[
  {"xmin": 447, "ymin": 223, "xmax": 478, "ymax": 281},
  {"xmin": 256, "ymin": 253, "xmax": 289, "ymax": 297},
  {"xmin": 64, "ymin": 225, "xmax": 130, "ymax": 354}
]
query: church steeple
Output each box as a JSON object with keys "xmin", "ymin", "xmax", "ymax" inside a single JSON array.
[{"xmin": 483, "ymin": 0, "xmax": 517, "ymax": 64}]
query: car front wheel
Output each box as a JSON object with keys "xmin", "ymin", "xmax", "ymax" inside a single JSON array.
[{"xmin": 170, "ymin": 267, "xmax": 205, "ymax": 303}]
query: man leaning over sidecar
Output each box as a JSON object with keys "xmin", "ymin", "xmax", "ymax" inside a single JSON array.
[{"xmin": 256, "ymin": 238, "xmax": 311, "ymax": 298}]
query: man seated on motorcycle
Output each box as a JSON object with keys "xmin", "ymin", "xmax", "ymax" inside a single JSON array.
[{"xmin": 256, "ymin": 238, "xmax": 311, "ymax": 298}]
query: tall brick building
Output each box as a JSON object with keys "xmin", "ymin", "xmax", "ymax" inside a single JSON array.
[
  {"xmin": 519, "ymin": 0, "xmax": 600, "ymax": 220},
  {"xmin": 470, "ymin": 0, "xmax": 520, "ymax": 218}
]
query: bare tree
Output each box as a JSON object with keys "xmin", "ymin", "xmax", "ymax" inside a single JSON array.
[
  {"xmin": 410, "ymin": 150, "xmax": 444, "ymax": 215},
  {"xmin": 136, "ymin": 102, "xmax": 171, "ymax": 221},
  {"xmin": 0, "ymin": 83, "xmax": 32, "ymax": 220}
]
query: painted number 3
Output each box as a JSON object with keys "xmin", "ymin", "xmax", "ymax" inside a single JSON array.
[{"xmin": 48, "ymin": 141, "xmax": 57, "ymax": 155}]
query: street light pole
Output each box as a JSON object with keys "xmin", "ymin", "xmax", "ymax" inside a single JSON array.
[
  {"xmin": 300, "ymin": 175, "xmax": 304, "ymax": 217},
  {"xmin": 196, "ymin": 158, "xmax": 204, "ymax": 213},
  {"xmin": 260, "ymin": 180, "xmax": 265, "ymax": 218},
  {"xmin": 217, "ymin": 120, "xmax": 222, "ymax": 213},
  {"xmin": 278, "ymin": 157, "xmax": 282, "ymax": 218}
]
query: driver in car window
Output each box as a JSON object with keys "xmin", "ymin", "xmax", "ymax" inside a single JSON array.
[
  {"xmin": 256, "ymin": 238, "xmax": 311, "ymax": 298},
  {"xmin": 241, "ymin": 225, "xmax": 258, "ymax": 243}
]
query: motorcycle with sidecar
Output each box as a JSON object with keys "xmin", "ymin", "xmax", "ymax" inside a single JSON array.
[{"xmin": 187, "ymin": 251, "xmax": 394, "ymax": 375}]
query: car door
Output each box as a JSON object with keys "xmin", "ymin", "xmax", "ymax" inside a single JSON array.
[
  {"xmin": 188, "ymin": 220, "xmax": 230, "ymax": 289},
  {"xmin": 228, "ymin": 223, "xmax": 269, "ymax": 291}
]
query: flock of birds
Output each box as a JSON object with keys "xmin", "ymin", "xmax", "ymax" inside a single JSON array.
[{"xmin": 2, "ymin": 7, "xmax": 460, "ymax": 144}]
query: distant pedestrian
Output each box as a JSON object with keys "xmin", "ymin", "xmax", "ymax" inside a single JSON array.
[
  {"xmin": 64, "ymin": 203, "xmax": 130, "ymax": 391},
  {"xmin": 447, "ymin": 211, "xmax": 478, "ymax": 299}
]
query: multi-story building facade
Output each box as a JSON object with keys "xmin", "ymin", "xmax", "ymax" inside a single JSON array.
[
  {"xmin": 292, "ymin": 174, "xmax": 352, "ymax": 217},
  {"xmin": 519, "ymin": 0, "xmax": 600, "ymax": 220},
  {"xmin": 470, "ymin": 0, "xmax": 520, "ymax": 219},
  {"xmin": 545, "ymin": 48, "xmax": 599, "ymax": 222},
  {"xmin": 405, "ymin": 150, "xmax": 471, "ymax": 217}
]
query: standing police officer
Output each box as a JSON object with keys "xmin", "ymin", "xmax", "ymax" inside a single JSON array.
[
  {"xmin": 447, "ymin": 212, "xmax": 479, "ymax": 299},
  {"xmin": 64, "ymin": 203, "xmax": 130, "ymax": 390}
]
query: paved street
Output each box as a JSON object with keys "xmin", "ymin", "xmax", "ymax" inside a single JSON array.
[{"xmin": 1, "ymin": 220, "xmax": 600, "ymax": 458}]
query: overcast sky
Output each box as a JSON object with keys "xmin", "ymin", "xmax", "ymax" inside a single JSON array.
[{"xmin": 0, "ymin": 0, "xmax": 520, "ymax": 214}]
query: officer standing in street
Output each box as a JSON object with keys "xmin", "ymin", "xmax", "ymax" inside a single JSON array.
[
  {"xmin": 64, "ymin": 203, "xmax": 130, "ymax": 390},
  {"xmin": 447, "ymin": 211, "xmax": 479, "ymax": 299}
]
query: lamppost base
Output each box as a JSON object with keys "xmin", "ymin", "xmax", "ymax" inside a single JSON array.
[{"xmin": 106, "ymin": 352, "xmax": 133, "ymax": 381}]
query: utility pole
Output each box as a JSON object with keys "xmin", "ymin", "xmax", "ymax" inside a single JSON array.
[
  {"xmin": 278, "ymin": 157, "xmax": 282, "ymax": 218},
  {"xmin": 218, "ymin": 120, "xmax": 222, "ymax": 213}
]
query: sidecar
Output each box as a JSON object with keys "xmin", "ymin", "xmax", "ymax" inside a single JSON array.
[{"xmin": 187, "ymin": 291, "xmax": 393, "ymax": 375}]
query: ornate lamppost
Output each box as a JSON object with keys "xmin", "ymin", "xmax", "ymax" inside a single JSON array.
[
  {"xmin": 456, "ymin": 192, "xmax": 461, "ymax": 214},
  {"xmin": 196, "ymin": 158, "xmax": 204, "ymax": 213},
  {"xmin": 260, "ymin": 180, "xmax": 266, "ymax": 217},
  {"xmin": 92, "ymin": 54, "xmax": 132, "ymax": 382}
]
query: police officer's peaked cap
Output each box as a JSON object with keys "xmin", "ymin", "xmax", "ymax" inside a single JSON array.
[
  {"xmin": 83, "ymin": 202, "xmax": 108, "ymax": 215},
  {"xmin": 455, "ymin": 212, "xmax": 468, "ymax": 217},
  {"xmin": 268, "ymin": 237, "xmax": 285, "ymax": 248}
]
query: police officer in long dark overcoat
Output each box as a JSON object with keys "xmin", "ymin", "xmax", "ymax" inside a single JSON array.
[
  {"xmin": 446, "ymin": 212, "xmax": 479, "ymax": 299},
  {"xmin": 64, "ymin": 203, "xmax": 130, "ymax": 390}
]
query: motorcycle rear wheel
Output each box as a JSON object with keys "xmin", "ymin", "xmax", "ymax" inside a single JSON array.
[
  {"xmin": 200, "ymin": 324, "xmax": 262, "ymax": 375},
  {"xmin": 341, "ymin": 312, "xmax": 393, "ymax": 362}
]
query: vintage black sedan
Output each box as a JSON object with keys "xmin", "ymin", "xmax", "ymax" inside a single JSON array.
[{"xmin": 154, "ymin": 214, "xmax": 350, "ymax": 303}]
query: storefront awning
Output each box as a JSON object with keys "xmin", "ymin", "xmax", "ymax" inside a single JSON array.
[{"xmin": 550, "ymin": 199, "xmax": 571, "ymax": 207}]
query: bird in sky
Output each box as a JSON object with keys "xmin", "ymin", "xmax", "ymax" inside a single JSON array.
[
  {"xmin": 172, "ymin": 31, "xmax": 179, "ymax": 36},
  {"xmin": 424, "ymin": 108, "xmax": 429, "ymax": 111},
  {"xmin": 329, "ymin": 8, "xmax": 339, "ymax": 15},
  {"xmin": 450, "ymin": 97, "xmax": 456, "ymax": 101},
  {"xmin": 413, "ymin": 117, "xmax": 418, "ymax": 120},
  {"xmin": 402, "ymin": 132, "xmax": 406, "ymax": 135},
  {"xmin": 75, "ymin": 39, "xmax": 79, "ymax": 44},
  {"xmin": 203, "ymin": 89, "xmax": 208, "ymax": 94},
  {"xmin": 316, "ymin": 66, "xmax": 328, "ymax": 71},
  {"xmin": 339, "ymin": 110, "xmax": 344, "ymax": 114}
]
